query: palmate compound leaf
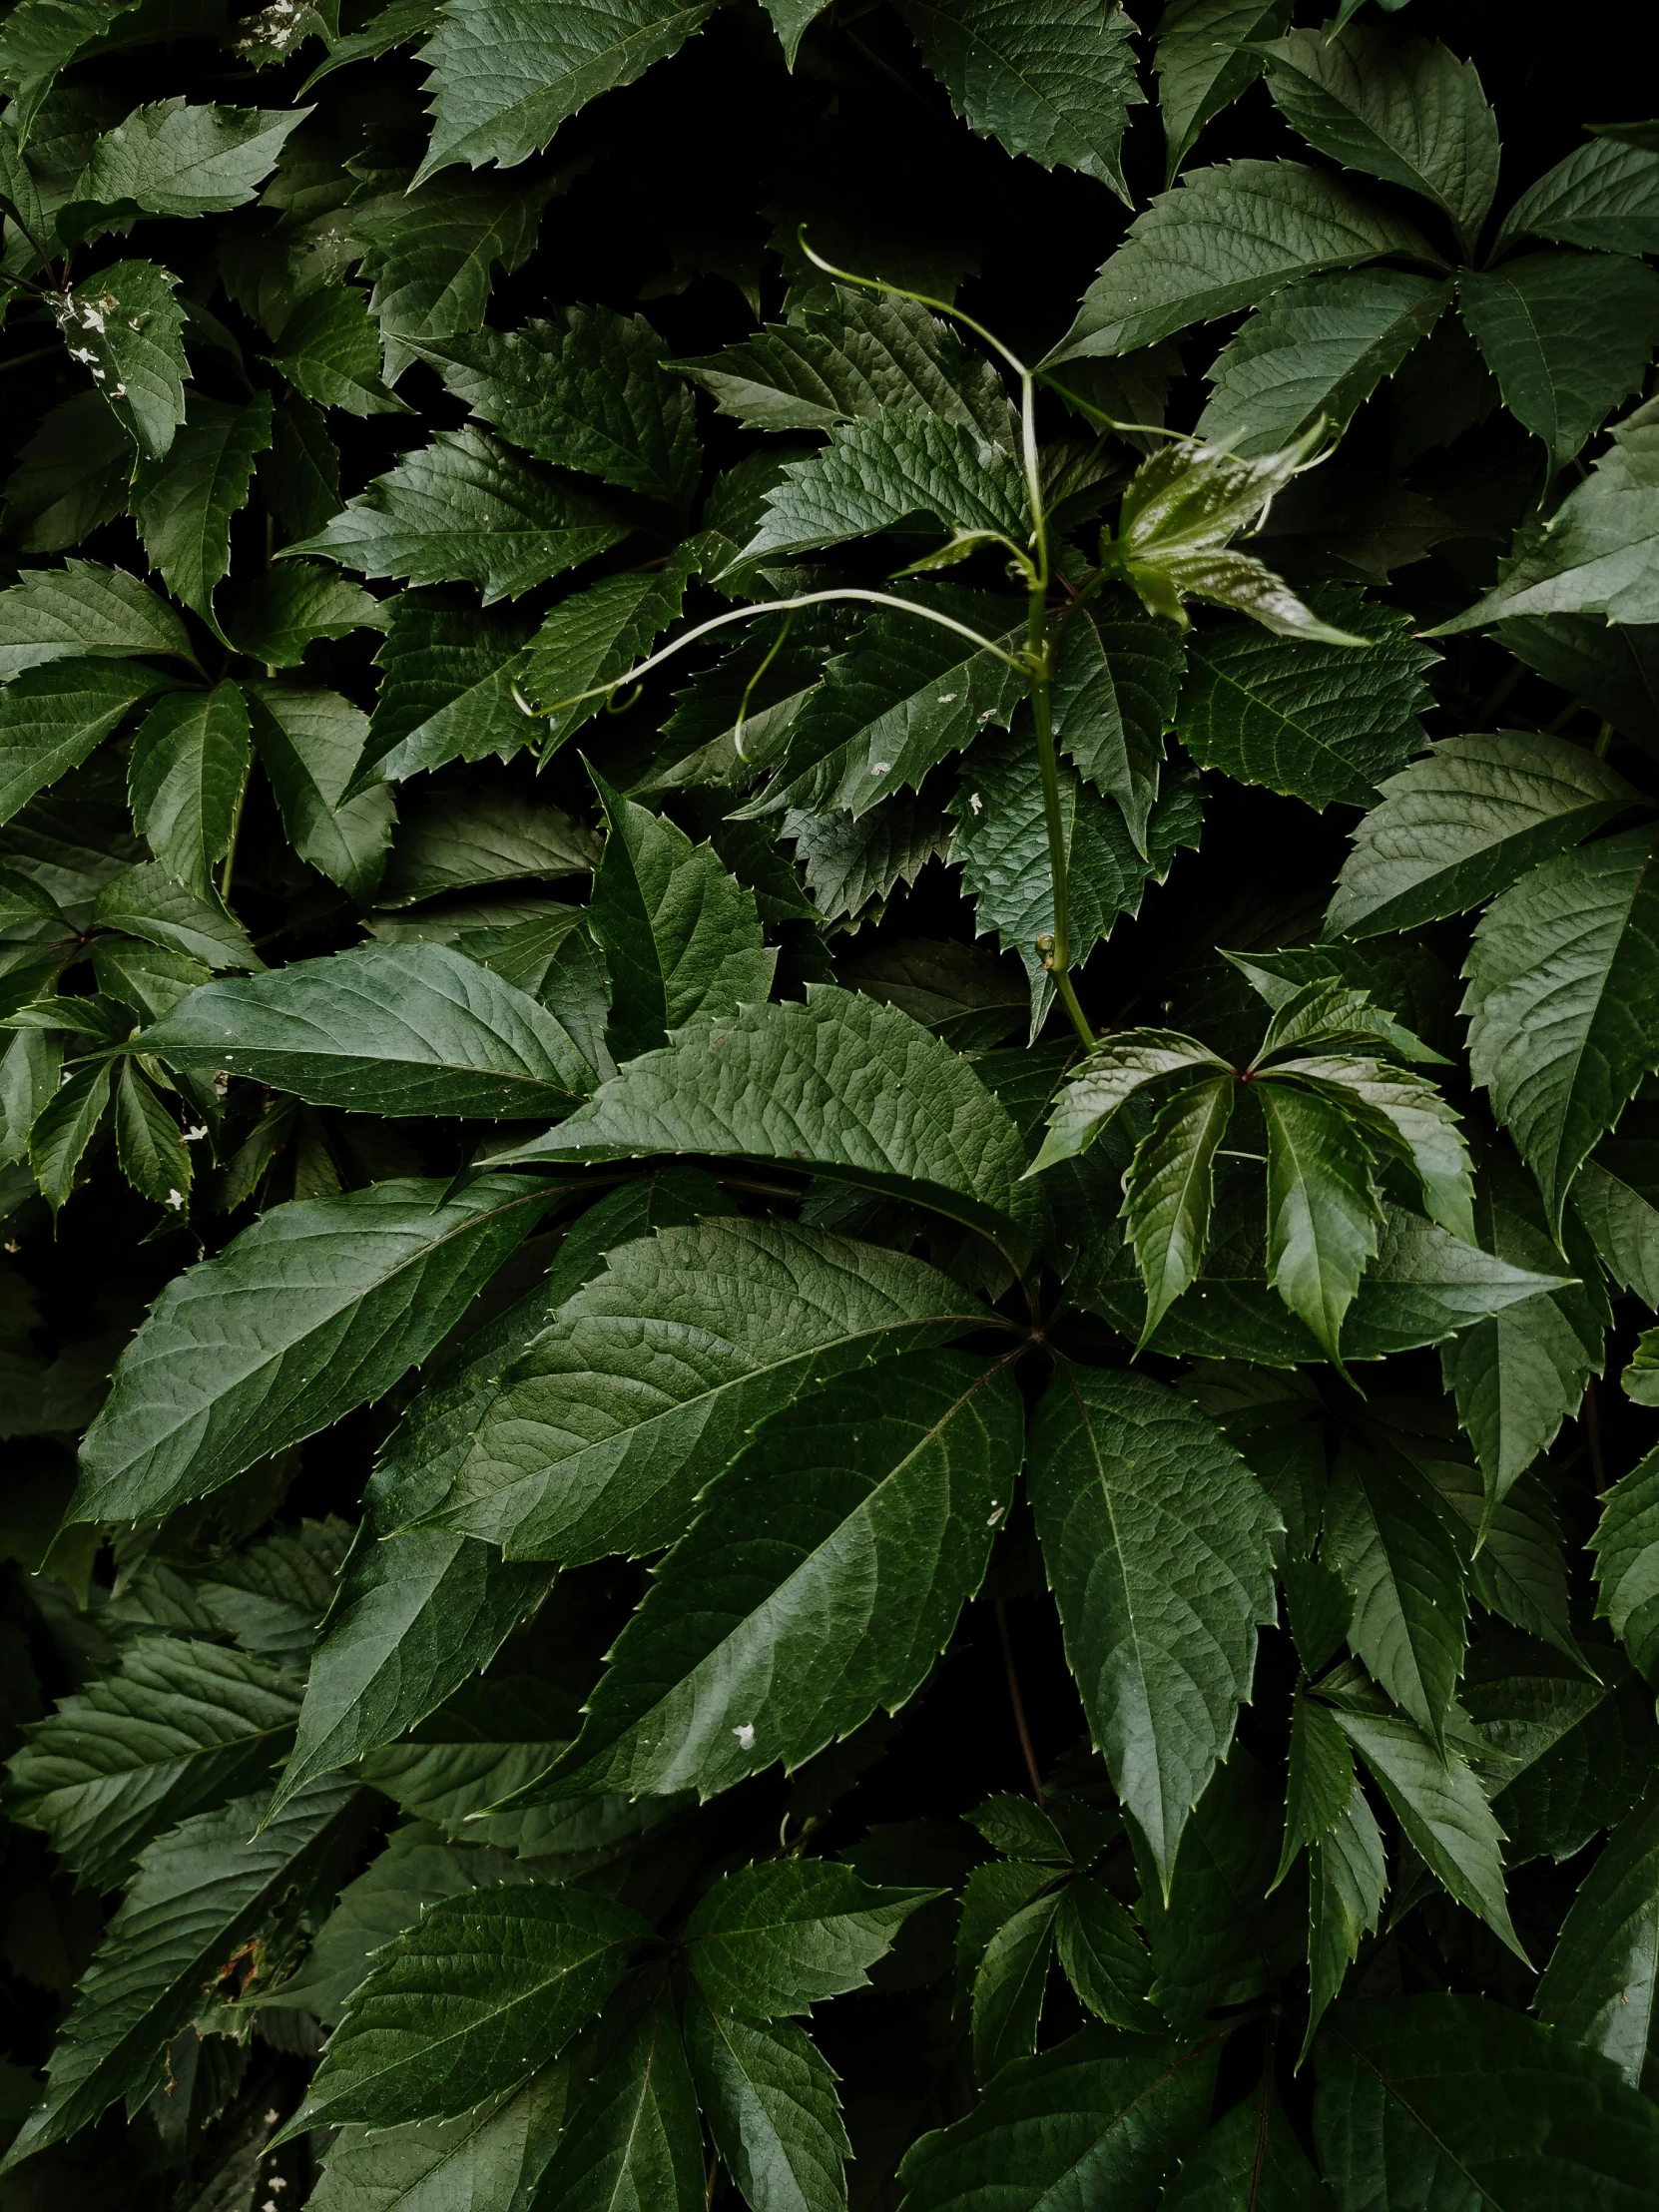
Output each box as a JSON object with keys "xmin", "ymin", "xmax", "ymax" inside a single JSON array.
[
  {"xmin": 1313, "ymin": 1995, "xmax": 1659, "ymax": 2210},
  {"xmin": 1322, "ymin": 1440, "xmax": 1466, "ymax": 1748},
  {"xmin": 1154, "ymin": 0, "xmax": 1290, "ymax": 186},
  {"xmin": 1458, "ymin": 251, "xmax": 1659, "ymax": 469},
  {"xmin": 0, "ymin": 1779, "xmax": 365, "ymax": 2170},
  {"xmin": 1196, "ymin": 267, "xmax": 1449, "ymax": 460},
  {"xmin": 1175, "ymin": 586, "xmax": 1436, "ymax": 810},
  {"xmin": 735, "ymin": 413, "xmax": 1031, "ymax": 567},
  {"xmin": 684, "ymin": 1991, "xmax": 850, "ymax": 2212},
  {"xmin": 1043, "ymin": 160, "xmax": 1435, "ymax": 365},
  {"xmin": 1258, "ymin": 20, "xmax": 1501, "ymax": 252},
  {"xmin": 4, "ymin": 1636, "xmax": 301, "ymax": 1891},
  {"xmin": 288, "ymin": 427, "xmax": 629, "ymax": 605},
  {"xmin": 683, "ymin": 1861, "xmax": 940, "ymax": 2017},
  {"xmin": 896, "ymin": 2027, "xmax": 1219, "ymax": 2212},
  {"xmin": 507, "ymin": 1348, "xmax": 1022, "ymax": 1804},
  {"xmin": 480, "ymin": 986, "xmax": 1046, "ymax": 1271},
  {"xmin": 670, "ymin": 284, "xmax": 1017, "ymax": 444},
  {"xmin": 415, "ymin": 0, "xmax": 720, "ymax": 186},
  {"xmin": 1535, "ymin": 1780, "xmax": 1659, "ymax": 2094},
  {"xmin": 276, "ymin": 1885, "xmax": 656, "ymax": 2137},
  {"xmin": 69, "ymin": 1174, "xmax": 552, "ymax": 1529},
  {"xmin": 141, "ymin": 940, "xmax": 597, "ymax": 1118},
  {"xmin": 588, "ymin": 769, "xmax": 775, "ymax": 1062},
  {"xmin": 1028, "ymin": 1364, "xmax": 1280, "ymax": 1892},
  {"xmin": 897, "ymin": 0, "xmax": 1143, "ymax": 200},
  {"xmin": 1327, "ymin": 729, "xmax": 1646, "ymax": 938},
  {"xmin": 1462, "ymin": 825, "xmax": 1659, "ymax": 1231}
]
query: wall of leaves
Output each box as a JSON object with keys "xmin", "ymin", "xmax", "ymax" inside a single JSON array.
[{"xmin": 3, "ymin": 0, "xmax": 1659, "ymax": 2204}]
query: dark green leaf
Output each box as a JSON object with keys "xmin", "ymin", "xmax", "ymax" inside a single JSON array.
[
  {"xmin": 537, "ymin": 1994, "xmax": 704, "ymax": 2212},
  {"xmin": 126, "ymin": 683, "xmax": 251, "ymax": 902},
  {"xmin": 269, "ymin": 287, "xmax": 407, "ymax": 416},
  {"xmin": 685, "ymin": 1991, "xmax": 849, "ymax": 2212},
  {"xmin": 1592, "ymin": 1447, "xmax": 1659, "ymax": 1683},
  {"xmin": 1535, "ymin": 1780, "xmax": 1659, "ymax": 2093},
  {"xmin": 129, "ymin": 394, "xmax": 273, "ymax": 623},
  {"xmin": 1458, "ymin": 251, "xmax": 1659, "ymax": 467},
  {"xmin": 1497, "ymin": 137, "xmax": 1659, "ymax": 258},
  {"xmin": 1154, "ymin": 0, "xmax": 1290, "ymax": 185},
  {"xmin": 1053, "ymin": 1878, "xmax": 1157, "ymax": 2032},
  {"xmin": 51, "ymin": 262, "xmax": 190, "ymax": 460},
  {"xmin": 737, "ymin": 414, "xmax": 1029, "ymax": 566},
  {"xmin": 684, "ymin": 1861, "xmax": 938, "ymax": 2017},
  {"xmin": 1161, "ymin": 2090, "xmax": 1333, "ymax": 2210},
  {"xmin": 1323, "ymin": 1440, "xmax": 1466, "ymax": 1746}
]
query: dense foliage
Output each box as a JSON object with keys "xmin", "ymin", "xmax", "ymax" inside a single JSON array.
[{"xmin": 3, "ymin": 0, "xmax": 1659, "ymax": 2202}]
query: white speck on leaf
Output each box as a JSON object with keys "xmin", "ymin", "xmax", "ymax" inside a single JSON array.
[{"xmin": 733, "ymin": 1722, "xmax": 756, "ymax": 1750}]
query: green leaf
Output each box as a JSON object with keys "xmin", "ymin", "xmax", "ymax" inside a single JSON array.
[
  {"xmin": 4, "ymin": 1635, "xmax": 299, "ymax": 1890},
  {"xmin": 522, "ymin": 1349, "xmax": 1021, "ymax": 1801},
  {"xmin": 263, "ymin": 395, "xmax": 341, "ymax": 541},
  {"xmin": 485, "ymin": 986, "xmax": 1042, "ymax": 1265},
  {"xmin": 1305, "ymin": 1786, "xmax": 1386, "ymax": 2060},
  {"xmin": 410, "ymin": 306, "xmax": 701, "ymax": 508},
  {"xmin": 1463, "ymin": 825, "xmax": 1659, "ymax": 1229},
  {"xmin": 0, "ymin": 558, "xmax": 194, "ymax": 682},
  {"xmin": 143, "ymin": 940, "xmax": 594, "ymax": 1117},
  {"xmin": 838, "ymin": 937, "xmax": 1027, "ymax": 1051},
  {"xmin": 1161, "ymin": 2091, "xmax": 1333, "ymax": 2211},
  {"xmin": 0, "ymin": 0, "xmax": 138, "ymax": 124},
  {"xmin": 127, "ymin": 684, "xmax": 251, "ymax": 901},
  {"xmin": 515, "ymin": 545, "xmax": 701, "ymax": 748},
  {"xmin": 1028, "ymin": 1364, "xmax": 1280, "ymax": 1889},
  {"xmin": 112, "ymin": 1059, "xmax": 192, "ymax": 1209},
  {"xmin": 1439, "ymin": 1145, "xmax": 1606, "ymax": 1513},
  {"xmin": 1276, "ymin": 1690, "xmax": 1358, "ymax": 1888},
  {"xmin": 1259, "ymin": 1077, "xmax": 1382, "ymax": 1363},
  {"xmin": 431, "ymin": 1214, "xmax": 989, "ymax": 1563},
  {"xmin": 245, "ymin": 685, "xmax": 396, "ymax": 905},
  {"xmin": 1050, "ymin": 587, "xmax": 1184, "ymax": 851},
  {"xmin": 379, "ymin": 787, "xmax": 598, "ymax": 906},
  {"xmin": 1154, "ymin": 0, "xmax": 1290, "ymax": 185},
  {"xmin": 0, "ymin": 1779, "xmax": 362, "ymax": 2168},
  {"xmin": 51, "ymin": 262, "xmax": 190, "ymax": 460},
  {"xmin": 1332, "ymin": 1702, "xmax": 1525, "ymax": 1956},
  {"xmin": 1054, "ymin": 1878, "xmax": 1157, "ymax": 2032},
  {"xmin": 1457, "ymin": 252, "xmax": 1659, "ymax": 467},
  {"xmin": 1535, "ymin": 1781, "xmax": 1659, "ymax": 2093},
  {"xmin": 269, "ymin": 287, "xmax": 407, "ymax": 416},
  {"xmin": 1032, "ymin": 1029, "xmax": 1228, "ymax": 1171},
  {"xmin": 74, "ymin": 99, "xmax": 306, "ymax": 217},
  {"xmin": 1259, "ymin": 22, "xmax": 1500, "ymax": 251},
  {"xmin": 1313, "ymin": 1995, "xmax": 1659, "ymax": 2208},
  {"xmin": 684, "ymin": 1992, "xmax": 849, "ymax": 2212},
  {"xmin": 972, "ymin": 1888, "xmax": 1061, "ymax": 2081},
  {"xmin": 70, "ymin": 1174, "xmax": 550, "ymax": 1527},
  {"xmin": 1045, "ymin": 160, "xmax": 1434, "ymax": 364},
  {"xmin": 1175, "ymin": 587, "xmax": 1435, "ymax": 809},
  {"xmin": 92, "ymin": 860, "xmax": 259, "ymax": 971},
  {"xmin": 1197, "ymin": 268, "xmax": 1448, "ymax": 458},
  {"xmin": 1575, "ymin": 1149, "xmax": 1659, "ymax": 1308},
  {"xmin": 1123, "ymin": 1072, "xmax": 1234, "ymax": 1348},
  {"xmin": 1328, "ymin": 730, "xmax": 1645, "ymax": 938},
  {"xmin": 736, "ymin": 414, "xmax": 1029, "ymax": 566},
  {"xmin": 287, "ymin": 427, "xmax": 627, "ymax": 604},
  {"xmin": 1, "ymin": 391, "xmax": 133, "ymax": 555},
  {"xmin": 786, "ymin": 790, "xmax": 951, "ymax": 927},
  {"xmin": 414, "ymin": 0, "xmax": 719, "ymax": 184},
  {"xmin": 0, "ymin": 659, "xmax": 179, "ymax": 828},
  {"xmin": 589, "ymin": 771, "xmax": 774, "ymax": 1061},
  {"xmin": 1496, "ymin": 137, "xmax": 1659, "ymax": 259},
  {"xmin": 1272, "ymin": 1057, "xmax": 1474, "ymax": 1245},
  {"xmin": 128, "ymin": 394, "xmax": 273, "ymax": 624},
  {"xmin": 280, "ymin": 1885, "xmax": 653, "ymax": 2135},
  {"xmin": 1468, "ymin": 1641, "xmax": 1659, "ymax": 1868},
  {"xmin": 350, "ymin": 169, "xmax": 559, "ymax": 384},
  {"xmin": 1427, "ymin": 1459, "xmax": 1587, "ymax": 1670},
  {"xmin": 26, "ymin": 1055, "xmax": 111, "ymax": 1213},
  {"xmin": 672, "ymin": 285, "xmax": 1015, "ymax": 443},
  {"xmin": 355, "ymin": 594, "xmax": 535, "ymax": 791},
  {"xmin": 308, "ymin": 2064, "xmax": 569, "ymax": 2212},
  {"xmin": 895, "ymin": 2028, "xmax": 1217, "ymax": 2212},
  {"xmin": 898, "ymin": 0, "xmax": 1143, "ymax": 200},
  {"xmin": 226, "ymin": 563, "xmax": 386, "ymax": 669},
  {"xmin": 1323, "ymin": 1440, "xmax": 1466, "ymax": 1746},
  {"xmin": 536, "ymin": 1994, "xmax": 704, "ymax": 2212},
  {"xmin": 684, "ymin": 1861, "xmax": 938, "ymax": 2017},
  {"xmin": 1592, "ymin": 1447, "xmax": 1659, "ymax": 1683}
]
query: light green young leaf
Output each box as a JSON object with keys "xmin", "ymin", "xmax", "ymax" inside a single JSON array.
[
  {"xmin": 0, "ymin": 1780, "xmax": 362, "ymax": 2169},
  {"xmin": 143, "ymin": 940, "xmax": 595, "ymax": 1117},
  {"xmin": 589, "ymin": 770, "xmax": 774, "ymax": 1061},
  {"xmin": 1154, "ymin": 0, "xmax": 1289, "ymax": 185},
  {"xmin": 1458, "ymin": 252, "xmax": 1659, "ymax": 468},
  {"xmin": 1045, "ymin": 160, "xmax": 1435, "ymax": 363},
  {"xmin": 70, "ymin": 1174, "xmax": 551, "ymax": 1527},
  {"xmin": 1323, "ymin": 1441, "xmax": 1466, "ymax": 1747},
  {"xmin": 1328, "ymin": 729, "xmax": 1644, "ymax": 938},
  {"xmin": 685, "ymin": 1861, "xmax": 939, "ymax": 2017},
  {"xmin": 1496, "ymin": 137, "xmax": 1659, "ymax": 258},
  {"xmin": 279, "ymin": 1885, "xmax": 653, "ymax": 2135},
  {"xmin": 127, "ymin": 394, "xmax": 273, "ymax": 624},
  {"xmin": 684, "ymin": 1992, "xmax": 850, "ymax": 2212},
  {"xmin": 899, "ymin": 0, "xmax": 1143, "ymax": 200},
  {"xmin": 4, "ymin": 1636, "xmax": 300, "ymax": 1890},
  {"xmin": 1029, "ymin": 1364, "xmax": 1280, "ymax": 1890},
  {"xmin": 127, "ymin": 684, "xmax": 251, "ymax": 901},
  {"xmin": 415, "ymin": 0, "xmax": 719, "ymax": 184},
  {"xmin": 523, "ymin": 1350, "xmax": 1020, "ymax": 1803},
  {"xmin": 672, "ymin": 285, "xmax": 1015, "ymax": 444},
  {"xmin": 1175, "ymin": 584, "xmax": 1435, "ymax": 807},
  {"xmin": 246, "ymin": 685, "xmax": 396, "ymax": 905},
  {"xmin": 1123, "ymin": 1072, "xmax": 1234, "ymax": 1349},
  {"xmin": 1259, "ymin": 21, "xmax": 1500, "ymax": 251},
  {"xmin": 432, "ymin": 1215, "xmax": 990, "ymax": 1564},
  {"xmin": 74, "ymin": 100, "xmax": 306, "ymax": 217},
  {"xmin": 1259, "ymin": 1077, "xmax": 1382, "ymax": 1363},
  {"xmin": 288, "ymin": 428, "xmax": 625, "ymax": 606},
  {"xmin": 409, "ymin": 304, "xmax": 701, "ymax": 508},
  {"xmin": 50, "ymin": 262, "xmax": 190, "ymax": 460},
  {"xmin": 1197, "ymin": 267, "xmax": 1448, "ymax": 458},
  {"xmin": 0, "ymin": 558, "xmax": 194, "ymax": 683},
  {"xmin": 1462, "ymin": 825, "xmax": 1659, "ymax": 1230}
]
